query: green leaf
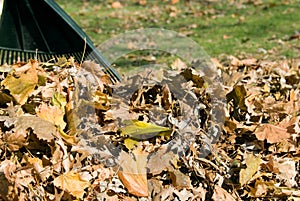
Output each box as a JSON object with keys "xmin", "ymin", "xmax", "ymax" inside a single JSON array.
[{"xmin": 120, "ymin": 120, "xmax": 172, "ymax": 140}]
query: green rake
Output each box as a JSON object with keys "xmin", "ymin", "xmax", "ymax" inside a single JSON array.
[{"xmin": 0, "ymin": 0, "xmax": 120, "ymax": 82}]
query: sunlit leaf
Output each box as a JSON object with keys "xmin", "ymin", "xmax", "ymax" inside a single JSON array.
[
  {"xmin": 120, "ymin": 120, "xmax": 171, "ymax": 140},
  {"xmin": 36, "ymin": 103, "xmax": 66, "ymax": 130},
  {"xmin": 118, "ymin": 150, "xmax": 148, "ymax": 197},
  {"xmin": 254, "ymin": 124, "xmax": 290, "ymax": 144},
  {"xmin": 1, "ymin": 60, "xmax": 38, "ymax": 105},
  {"xmin": 15, "ymin": 115, "xmax": 57, "ymax": 142},
  {"xmin": 239, "ymin": 153, "xmax": 261, "ymax": 186},
  {"xmin": 212, "ymin": 185, "xmax": 235, "ymax": 201},
  {"xmin": 53, "ymin": 171, "xmax": 90, "ymax": 199}
]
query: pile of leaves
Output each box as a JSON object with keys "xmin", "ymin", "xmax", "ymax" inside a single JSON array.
[{"xmin": 0, "ymin": 56, "xmax": 299, "ymax": 200}]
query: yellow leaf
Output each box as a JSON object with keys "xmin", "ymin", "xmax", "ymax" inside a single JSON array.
[
  {"xmin": 124, "ymin": 138, "xmax": 140, "ymax": 150},
  {"xmin": 1, "ymin": 60, "xmax": 38, "ymax": 105},
  {"xmin": 52, "ymin": 92, "xmax": 67, "ymax": 112},
  {"xmin": 239, "ymin": 153, "xmax": 261, "ymax": 186},
  {"xmin": 120, "ymin": 120, "xmax": 171, "ymax": 140},
  {"xmin": 53, "ymin": 171, "xmax": 89, "ymax": 199},
  {"xmin": 36, "ymin": 103, "xmax": 66, "ymax": 129}
]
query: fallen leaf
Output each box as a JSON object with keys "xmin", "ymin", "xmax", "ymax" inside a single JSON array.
[
  {"xmin": 14, "ymin": 115, "xmax": 57, "ymax": 142},
  {"xmin": 36, "ymin": 103, "xmax": 66, "ymax": 129},
  {"xmin": 147, "ymin": 146, "xmax": 178, "ymax": 175},
  {"xmin": 251, "ymin": 180, "xmax": 274, "ymax": 197},
  {"xmin": 118, "ymin": 150, "xmax": 148, "ymax": 197},
  {"xmin": 120, "ymin": 120, "xmax": 171, "ymax": 140},
  {"xmin": 1, "ymin": 60, "xmax": 38, "ymax": 105},
  {"xmin": 254, "ymin": 124, "xmax": 290, "ymax": 143},
  {"xmin": 212, "ymin": 185, "xmax": 235, "ymax": 201},
  {"xmin": 273, "ymin": 158, "xmax": 297, "ymax": 187},
  {"xmin": 239, "ymin": 153, "xmax": 261, "ymax": 186},
  {"xmin": 25, "ymin": 156, "xmax": 51, "ymax": 182},
  {"xmin": 171, "ymin": 58, "xmax": 187, "ymax": 71},
  {"xmin": 111, "ymin": 1, "xmax": 122, "ymax": 9},
  {"xmin": 53, "ymin": 171, "xmax": 90, "ymax": 199},
  {"xmin": 169, "ymin": 169, "xmax": 191, "ymax": 189},
  {"xmin": 1, "ymin": 130, "xmax": 27, "ymax": 151},
  {"xmin": 51, "ymin": 92, "xmax": 67, "ymax": 112},
  {"xmin": 226, "ymin": 85, "xmax": 247, "ymax": 111}
]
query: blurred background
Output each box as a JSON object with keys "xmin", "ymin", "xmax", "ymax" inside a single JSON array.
[{"xmin": 56, "ymin": 0, "xmax": 300, "ymax": 64}]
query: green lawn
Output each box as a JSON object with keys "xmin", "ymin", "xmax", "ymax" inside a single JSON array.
[{"xmin": 56, "ymin": 0, "xmax": 300, "ymax": 61}]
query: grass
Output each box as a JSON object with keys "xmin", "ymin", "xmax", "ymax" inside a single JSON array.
[{"xmin": 56, "ymin": 0, "xmax": 300, "ymax": 63}]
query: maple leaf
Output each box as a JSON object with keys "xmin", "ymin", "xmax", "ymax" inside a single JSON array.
[
  {"xmin": 14, "ymin": 115, "xmax": 57, "ymax": 142},
  {"xmin": 36, "ymin": 103, "xmax": 66, "ymax": 129},
  {"xmin": 1, "ymin": 60, "xmax": 38, "ymax": 105},
  {"xmin": 254, "ymin": 124, "xmax": 290, "ymax": 144},
  {"xmin": 1, "ymin": 130, "xmax": 27, "ymax": 151},
  {"xmin": 53, "ymin": 171, "xmax": 90, "ymax": 199}
]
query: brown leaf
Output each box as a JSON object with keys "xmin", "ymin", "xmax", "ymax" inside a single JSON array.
[
  {"xmin": 171, "ymin": 58, "xmax": 187, "ymax": 71},
  {"xmin": 118, "ymin": 150, "xmax": 148, "ymax": 197},
  {"xmin": 25, "ymin": 156, "xmax": 51, "ymax": 182},
  {"xmin": 272, "ymin": 158, "xmax": 297, "ymax": 187},
  {"xmin": 212, "ymin": 185, "xmax": 235, "ymax": 201},
  {"xmin": 254, "ymin": 124, "xmax": 290, "ymax": 143},
  {"xmin": 1, "ymin": 60, "xmax": 38, "ymax": 105},
  {"xmin": 111, "ymin": 1, "xmax": 122, "ymax": 9},
  {"xmin": 14, "ymin": 115, "xmax": 57, "ymax": 142},
  {"xmin": 147, "ymin": 146, "xmax": 178, "ymax": 175},
  {"xmin": 53, "ymin": 171, "xmax": 90, "ymax": 199},
  {"xmin": 1, "ymin": 130, "xmax": 27, "ymax": 151},
  {"xmin": 169, "ymin": 169, "xmax": 191, "ymax": 189}
]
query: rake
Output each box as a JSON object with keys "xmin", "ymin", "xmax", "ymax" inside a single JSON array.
[{"xmin": 0, "ymin": 0, "xmax": 120, "ymax": 82}]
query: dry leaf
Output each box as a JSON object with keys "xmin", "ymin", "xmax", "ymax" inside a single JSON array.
[
  {"xmin": 147, "ymin": 146, "xmax": 177, "ymax": 175},
  {"xmin": 1, "ymin": 60, "xmax": 38, "ymax": 105},
  {"xmin": 111, "ymin": 1, "xmax": 122, "ymax": 9},
  {"xmin": 118, "ymin": 150, "xmax": 148, "ymax": 197},
  {"xmin": 239, "ymin": 153, "xmax": 261, "ymax": 186},
  {"xmin": 1, "ymin": 130, "xmax": 27, "ymax": 151},
  {"xmin": 171, "ymin": 58, "xmax": 187, "ymax": 71},
  {"xmin": 212, "ymin": 185, "xmax": 235, "ymax": 201},
  {"xmin": 254, "ymin": 124, "xmax": 290, "ymax": 143},
  {"xmin": 14, "ymin": 115, "xmax": 57, "ymax": 142},
  {"xmin": 169, "ymin": 169, "xmax": 191, "ymax": 189},
  {"xmin": 26, "ymin": 156, "xmax": 51, "ymax": 182},
  {"xmin": 53, "ymin": 171, "xmax": 90, "ymax": 199},
  {"xmin": 273, "ymin": 158, "xmax": 297, "ymax": 187},
  {"xmin": 36, "ymin": 103, "xmax": 66, "ymax": 129}
]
